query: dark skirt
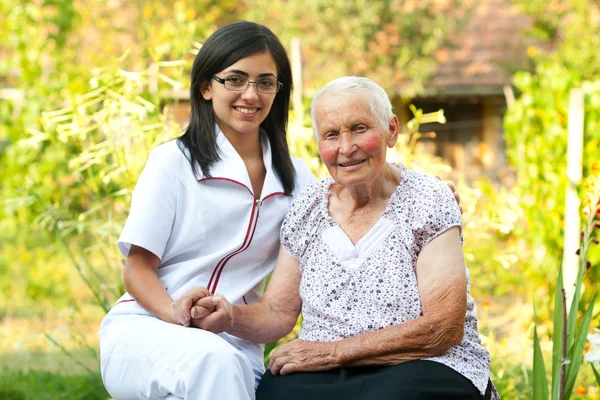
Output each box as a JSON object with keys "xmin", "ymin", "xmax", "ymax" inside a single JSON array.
[{"xmin": 256, "ymin": 360, "xmax": 491, "ymax": 400}]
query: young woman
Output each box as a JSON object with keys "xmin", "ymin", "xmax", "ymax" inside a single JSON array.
[{"xmin": 99, "ymin": 21, "xmax": 315, "ymax": 400}]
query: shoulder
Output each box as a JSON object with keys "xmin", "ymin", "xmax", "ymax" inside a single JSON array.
[
  {"xmin": 398, "ymin": 166, "xmax": 453, "ymax": 202},
  {"xmin": 285, "ymin": 178, "xmax": 329, "ymax": 223},
  {"xmin": 146, "ymin": 139, "xmax": 193, "ymax": 178},
  {"xmin": 291, "ymin": 156, "xmax": 317, "ymax": 194}
]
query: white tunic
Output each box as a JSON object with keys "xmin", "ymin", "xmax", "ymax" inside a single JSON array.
[{"xmin": 99, "ymin": 128, "xmax": 315, "ymax": 400}]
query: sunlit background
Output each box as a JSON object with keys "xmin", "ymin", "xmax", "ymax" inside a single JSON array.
[{"xmin": 1, "ymin": 0, "xmax": 600, "ymax": 398}]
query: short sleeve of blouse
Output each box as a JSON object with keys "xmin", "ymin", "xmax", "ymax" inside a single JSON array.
[
  {"xmin": 410, "ymin": 174, "xmax": 462, "ymax": 252},
  {"xmin": 117, "ymin": 147, "xmax": 178, "ymax": 260},
  {"xmin": 280, "ymin": 181, "xmax": 324, "ymax": 260}
]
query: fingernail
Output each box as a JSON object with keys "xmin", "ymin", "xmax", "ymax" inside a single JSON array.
[
  {"xmin": 192, "ymin": 309, "xmax": 198, "ymax": 319},
  {"xmin": 212, "ymin": 296, "xmax": 221, "ymax": 304},
  {"xmin": 182, "ymin": 315, "xmax": 189, "ymax": 322}
]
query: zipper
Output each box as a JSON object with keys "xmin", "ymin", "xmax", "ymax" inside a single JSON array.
[{"xmin": 202, "ymin": 177, "xmax": 288, "ymax": 295}]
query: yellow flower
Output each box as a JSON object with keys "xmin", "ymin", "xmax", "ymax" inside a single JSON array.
[
  {"xmin": 575, "ymin": 385, "xmax": 586, "ymax": 395},
  {"xmin": 591, "ymin": 160, "xmax": 600, "ymax": 174}
]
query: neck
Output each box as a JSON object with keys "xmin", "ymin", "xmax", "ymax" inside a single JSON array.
[
  {"xmin": 221, "ymin": 127, "xmax": 262, "ymax": 160},
  {"xmin": 336, "ymin": 163, "xmax": 400, "ymax": 210}
]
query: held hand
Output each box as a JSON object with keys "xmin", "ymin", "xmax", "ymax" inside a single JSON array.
[
  {"xmin": 170, "ymin": 286, "xmax": 213, "ymax": 327},
  {"xmin": 435, "ymin": 175, "xmax": 462, "ymax": 215},
  {"xmin": 190, "ymin": 295, "xmax": 234, "ymax": 334},
  {"xmin": 269, "ymin": 339, "xmax": 340, "ymax": 376}
]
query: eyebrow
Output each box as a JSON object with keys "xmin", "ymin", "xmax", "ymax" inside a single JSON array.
[{"xmin": 223, "ymin": 69, "xmax": 277, "ymax": 78}]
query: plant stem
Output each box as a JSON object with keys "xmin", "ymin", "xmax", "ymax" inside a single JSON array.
[{"xmin": 560, "ymin": 288, "xmax": 567, "ymax": 398}]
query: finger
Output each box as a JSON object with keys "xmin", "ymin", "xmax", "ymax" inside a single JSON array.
[
  {"xmin": 435, "ymin": 175, "xmax": 442, "ymax": 181},
  {"xmin": 194, "ymin": 296, "xmax": 221, "ymax": 308},
  {"xmin": 170, "ymin": 302, "xmax": 182, "ymax": 325},
  {"xmin": 191, "ymin": 305, "xmax": 215, "ymax": 319},
  {"xmin": 453, "ymin": 192, "xmax": 460, "ymax": 204},
  {"xmin": 197, "ymin": 308, "xmax": 227, "ymax": 333},
  {"xmin": 447, "ymin": 182, "xmax": 456, "ymax": 193}
]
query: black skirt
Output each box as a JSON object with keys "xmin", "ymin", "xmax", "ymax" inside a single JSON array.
[{"xmin": 256, "ymin": 360, "xmax": 491, "ymax": 400}]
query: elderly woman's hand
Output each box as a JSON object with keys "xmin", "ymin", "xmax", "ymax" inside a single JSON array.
[
  {"xmin": 188, "ymin": 295, "xmax": 234, "ymax": 334},
  {"xmin": 170, "ymin": 286, "xmax": 214, "ymax": 327},
  {"xmin": 269, "ymin": 339, "xmax": 341, "ymax": 376}
]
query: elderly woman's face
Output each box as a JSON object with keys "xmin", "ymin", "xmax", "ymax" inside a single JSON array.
[{"xmin": 314, "ymin": 93, "xmax": 398, "ymax": 188}]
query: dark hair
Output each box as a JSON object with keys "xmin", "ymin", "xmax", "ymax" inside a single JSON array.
[{"xmin": 178, "ymin": 21, "xmax": 296, "ymax": 194}]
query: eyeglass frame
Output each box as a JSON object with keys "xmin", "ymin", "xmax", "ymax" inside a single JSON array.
[{"xmin": 211, "ymin": 75, "xmax": 283, "ymax": 94}]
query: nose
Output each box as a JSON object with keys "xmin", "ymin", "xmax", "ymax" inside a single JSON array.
[
  {"xmin": 241, "ymin": 83, "xmax": 260, "ymax": 100},
  {"xmin": 339, "ymin": 132, "xmax": 356, "ymax": 155}
]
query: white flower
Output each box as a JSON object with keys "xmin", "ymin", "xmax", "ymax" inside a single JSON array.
[{"xmin": 584, "ymin": 329, "xmax": 600, "ymax": 365}]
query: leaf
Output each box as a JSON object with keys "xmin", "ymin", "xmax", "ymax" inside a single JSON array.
[
  {"xmin": 592, "ymin": 363, "xmax": 600, "ymax": 386},
  {"xmin": 551, "ymin": 266, "xmax": 563, "ymax": 400},
  {"xmin": 562, "ymin": 293, "xmax": 596, "ymax": 399},
  {"xmin": 534, "ymin": 304, "xmax": 549, "ymax": 400}
]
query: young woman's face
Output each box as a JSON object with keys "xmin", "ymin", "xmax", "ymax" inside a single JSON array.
[{"xmin": 201, "ymin": 51, "xmax": 278, "ymax": 141}]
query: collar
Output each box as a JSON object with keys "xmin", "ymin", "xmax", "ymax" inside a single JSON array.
[{"xmin": 201, "ymin": 127, "xmax": 286, "ymax": 197}]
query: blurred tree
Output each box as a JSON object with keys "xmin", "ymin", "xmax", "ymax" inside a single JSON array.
[
  {"xmin": 503, "ymin": 0, "xmax": 600, "ymax": 297},
  {"xmin": 0, "ymin": 0, "xmax": 242, "ymax": 313},
  {"xmin": 243, "ymin": 0, "xmax": 468, "ymax": 97}
]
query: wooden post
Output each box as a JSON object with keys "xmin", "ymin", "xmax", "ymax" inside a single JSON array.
[
  {"xmin": 291, "ymin": 38, "xmax": 303, "ymax": 126},
  {"xmin": 562, "ymin": 88, "xmax": 584, "ymax": 305}
]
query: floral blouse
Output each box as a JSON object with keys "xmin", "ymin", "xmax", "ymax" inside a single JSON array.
[{"xmin": 280, "ymin": 164, "xmax": 495, "ymax": 398}]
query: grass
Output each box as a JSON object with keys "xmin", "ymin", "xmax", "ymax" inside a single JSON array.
[{"xmin": 0, "ymin": 369, "xmax": 109, "ymax": 400}]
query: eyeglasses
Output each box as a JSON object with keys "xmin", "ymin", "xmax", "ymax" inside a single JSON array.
[{"xmin": 212, "ymin": 76, "xmax": 283, "ymax": 94}]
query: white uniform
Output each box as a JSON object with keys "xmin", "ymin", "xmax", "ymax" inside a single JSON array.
[{"xmin": 99, "ymin": 129, "xmax": 316, "ymax": 400}]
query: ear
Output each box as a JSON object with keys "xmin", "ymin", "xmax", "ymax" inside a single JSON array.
[
  {"xmin": 386, "ymin": 115, "xmax": 400, "ymax": 148},
  {"xmin": 200, "ymin": 80, "xmax": 212, "ymax": 101}
]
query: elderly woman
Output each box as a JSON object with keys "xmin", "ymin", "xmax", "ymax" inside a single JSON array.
[{"xmin": 177, "ymin": 76, "xmax": 497, "ymax": 400}]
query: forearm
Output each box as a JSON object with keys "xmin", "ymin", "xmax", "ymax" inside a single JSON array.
[
  {"xmin": 334, "ymin": 313, "xmax": 464, "ymax": 367},
  {"xmin": 124, "ymin": 266, "xmax": 176, "ymax": 324},
  {"xmin": 226, "ymin": 302, "xmax": 299, "ymax": 343}
]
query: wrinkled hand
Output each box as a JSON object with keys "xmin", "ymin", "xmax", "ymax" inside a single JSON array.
[
  {"xmin": 171, "ymin": 286, "xmax": 214, "ymax": 327},
  {"xmin": 435, "ymin": 175, "xmax": 462, "ymax": 214},
  {"xmin": 189, "ymin": 294, "xmax": 234, "ymax": 334},
  {"xmin": 269, "ymin": 339, "xmax": 340, "ymax": 376}
]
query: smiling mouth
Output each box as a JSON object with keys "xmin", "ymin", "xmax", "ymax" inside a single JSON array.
[
  {"xmin": 339, "ymin": 159, "xmax": 365, "ymax": 167},
  {"xmin": 234, "ymin": 106, "xmax": 259, "ymax": 116}
]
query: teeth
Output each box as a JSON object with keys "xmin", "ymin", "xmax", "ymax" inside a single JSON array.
[
  {"xmin": 340, "ymin": 160, "xmax": 363, "ymax": 167},
  {"xmin": 236, "ymin": 107, "xmax": 258, "ymax": 115}
]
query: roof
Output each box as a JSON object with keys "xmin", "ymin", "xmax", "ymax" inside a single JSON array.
[{"xmin": 427, "ymin": 0, "xmax": 534, "ymax": 95}]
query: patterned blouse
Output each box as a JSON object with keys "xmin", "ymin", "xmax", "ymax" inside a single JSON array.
[{"xmin": 280, "ymin": 164, "xmax": 494, "ymax": 398}]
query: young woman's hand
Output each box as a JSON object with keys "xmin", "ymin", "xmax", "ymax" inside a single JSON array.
[{"xmin": 170, "ymin": 286, "xmax": 214, "ymax": 327}]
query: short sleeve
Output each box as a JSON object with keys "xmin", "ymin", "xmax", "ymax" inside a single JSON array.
[
  {"xmin": 280, "ymin": 182, "xmax": 324, "ymax": 260},
  {"xmin": 412, "ymin": 176, "xmax": 462, "ymax": 252},
  {"xmin": 117, "ymin": 149, "xmax": 178, "ymax": 260}
]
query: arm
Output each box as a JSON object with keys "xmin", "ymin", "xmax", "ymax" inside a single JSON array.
[
  {"xmin": 269, "ymin": 226, "xmax": 466, "ymax": 375},
  {"xmin": 185, "ymin": 245, "xmax": 303, "ymax": 343},
  {"xmin": 123, "ymin": 245, "xmax": 178, "ymax": 324}
]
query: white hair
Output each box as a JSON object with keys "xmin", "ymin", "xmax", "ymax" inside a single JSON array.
[{"xmin": 310, "ymin": 76, "xmax": 394, "ymax": 141}]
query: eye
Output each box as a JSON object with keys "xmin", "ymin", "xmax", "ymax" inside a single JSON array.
[
  {"xmin": 322, "ymin": 131, "xmax": 339, "ymax": 141},
  {"xmin": 353, "ymin": 124, "xmax": 368, "ymax": 133},
  {"xmin": 258, "ymin": 79, "xmax": 276, "ymax": 88},
  {"xmin": 226, "ymin": 76, "xmax": 247, "ymax": 86}
]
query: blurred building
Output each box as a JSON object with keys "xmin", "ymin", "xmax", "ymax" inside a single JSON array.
[
  {"xmin": 402, "ymin": 0, "xmax": 536, "ymax": 183},
  {"xmin": 164, "ymin": 0, "xmax": 536, "ymax": 183}
]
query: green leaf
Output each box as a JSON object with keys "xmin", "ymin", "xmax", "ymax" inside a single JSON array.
[
  {"xmin": 592, "ymin": 363, "xmax": 600, "ymax": 386},
  {"xmin": 562, "ymin": 293, "xmax": 596, "ymax": 399},
  {"xmin": 551, "ymin": 266, "xmax": 563, "ymax": 400},
  {"xmin": 533, "ymin": 305, "xmax": 549, "ymax": 400},
  {"xmin": 567, "ymin": 256, "xmax": 586, "ymax": 350}
]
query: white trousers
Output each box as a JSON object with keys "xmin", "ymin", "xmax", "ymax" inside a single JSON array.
[{"xmin": 100, "ymin": 314, "xmax": 260, "ymax": 400}]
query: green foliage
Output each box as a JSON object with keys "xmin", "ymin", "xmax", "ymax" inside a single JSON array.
[
  {"xmin": 244, "ymin": 0, "xmax": 469, "ymax": 96},
  {"xmin": 0, "ymin": 369, "xmax": 108, "ymax": 400}
]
